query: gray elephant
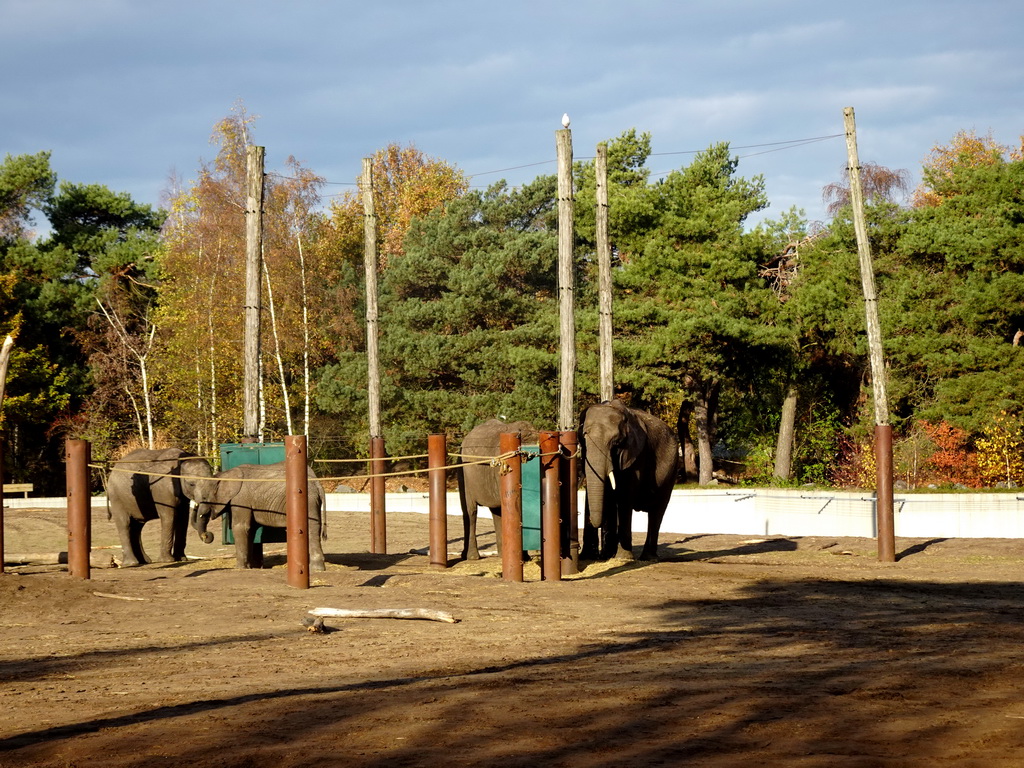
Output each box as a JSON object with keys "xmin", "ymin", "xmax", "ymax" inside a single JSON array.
[
  {"xmin": 580, "ymin": 400, "xmax": 678, "ymax": 561},
  {"xmin": 106, "ymin": 447, "xmax": 213, "ymax": 566},
  {"xmin": 458, "ymin": 418, "xmax": 537, "ymax": 560},
  {"xmin": 191, "ymin": 461, "xmax": 327, "ymax": 570}
]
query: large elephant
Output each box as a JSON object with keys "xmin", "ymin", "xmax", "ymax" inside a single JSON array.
[
  {"xmin": 106, "ymin": 448, "xmax": 214, "ymax": 566},
  {"xmin": 191, "ymin": 461, "xmax": 327, "ymax": 570},
  {"xmin": 458, "ymin": 418, "xmax": 538, "ymax": 560},
  {"xmin": 580, "ymin": 400, "xmax": 679, "ymax": 561}
]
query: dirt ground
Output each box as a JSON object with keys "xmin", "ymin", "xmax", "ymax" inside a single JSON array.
[{"xmin": 3, "ymin": 499, "xmax": 1024, "ymax": 767}]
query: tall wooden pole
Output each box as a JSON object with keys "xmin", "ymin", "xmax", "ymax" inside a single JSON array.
[
  {"xmin": 0, "ymin": 335, "xmax": 11, "ymax": 574},
  {"xmin": 556, "ymin": 123, "xmax": 576, "ymax": 431},
  {"xmin": 243, "ymin": 145, "xmax": 265, "ymax": 442},
  {"xmin": 844, "ymin": 107, "xmax": 895, "ymax": 563},
  {"xmin": 362, "ymin": 158, "xmax": 382, "ymax": 441},
  {"xmin": 595, "ymin": 143, "xmax": 613, "ymax": 403},
  {"xmin": 362, "ymin": 160, "xmax": 387, "ymax": 554}
]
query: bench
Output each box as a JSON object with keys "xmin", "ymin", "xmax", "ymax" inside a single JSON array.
[{"xmin": 2, "ymin": 483, "xmax": 33, "ymax": 498}]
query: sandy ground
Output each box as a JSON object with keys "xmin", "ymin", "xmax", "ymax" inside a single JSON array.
[{"xmin": 3, "ymin": 499, "xmax": 1024, "ymax": 767}]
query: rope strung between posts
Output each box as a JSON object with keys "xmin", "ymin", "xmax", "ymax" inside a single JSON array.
[{"xmin": 89, "ymin": 445, "xmax": 578, "ymax": 485}]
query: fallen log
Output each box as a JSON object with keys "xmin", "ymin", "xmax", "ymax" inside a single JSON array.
[
  {"xmin": 93, "ymin": 592, "xmax": 147, "ymax": 601},
  {"xmin": 307, "ymin": 607, "xmax": 459, "ymax": 624},
  {"xmin": 4, "ymin": 551, "xmax": 118, "ymax": 568}
]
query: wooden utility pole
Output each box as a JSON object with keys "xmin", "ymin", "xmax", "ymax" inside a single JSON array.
[
  {"xmin": 595, "ymin": 143, "xmax": 613, "ymax": 402},
  {"xmin": 361, "ymin": 158, "xmax": 382, "ymax": 440},
  {"xmin": 556, "ymin": 119, "xmax": 576, "ymax": 430},
  {"xmin": 844, "ymin": 106, "xmax": 895, "ymax": 563},
  {"xmin": 243, "ymin": 145, "xmax": 265, "ymax": 442},
  {"xmin": 362, "ymin": 159, "xmax": 387, "ymax": 554}
]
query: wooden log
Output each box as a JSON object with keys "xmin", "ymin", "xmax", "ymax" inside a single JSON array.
[
  {"xmin": 4, "ymin": 551, "xmax": 117, "ymax": 568},
  {"xmin": 308, "ymin": 607, "xmax": 458, "ymax": 624}
]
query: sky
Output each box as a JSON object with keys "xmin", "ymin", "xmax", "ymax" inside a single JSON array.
[{"xmin": 2, "ymin": 0, "xmax": 1023, "ymax": 232}]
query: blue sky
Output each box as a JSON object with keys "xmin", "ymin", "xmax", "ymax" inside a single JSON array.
[{"xmin": 2, "ymin": 0, "xmax": 1022, "ymax": 231}]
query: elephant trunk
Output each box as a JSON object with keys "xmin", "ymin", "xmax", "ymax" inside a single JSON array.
[
  {"xmin": 585, "ymin": 456, "xmax": 612, "ymax": 528},
  {"xmin": 193, "ymin": 504, "xmax": 215, "ymax": 545}
]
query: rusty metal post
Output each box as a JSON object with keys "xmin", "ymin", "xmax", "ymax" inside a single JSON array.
[
  {"xmin": 0, "ymin": 442, "xmax": 4, "ymax": 573},
  {"xmin": 876, "ymin": 425, "xmax": 895, "ymax": 562},
  {"xmin": 428, "ymin": 434, "xmax": 448, "ymax": 569},
  {"xmin": 370, "ymin": 436, "xmax": 387, "ymax": 554},
  {"xmin": 285, "ymin": 435, "xmax": 310, "ymax": 589},
  {"xmin": 559, "ymin": 430, "xmax": 579, "ymax": 575},
  {"xmin": 539, "ymin": 431, "xmax": 562, "ymax": 582},
  {"xmin": 65, "ymin": 439, "xmax": 91, "ymax": 579},
  {"xmin": 500, "ymin": 431, "xmax": 524, "ymax": 582}
]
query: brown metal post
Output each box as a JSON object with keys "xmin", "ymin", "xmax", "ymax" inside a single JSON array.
[
  {"xmin": 285, "ymin": 435, "xmax": 310, "ymax": 589},
  {"xmin": 370, "ymin": 436, "xmax": 387, "ymax": 554},
  {"xmin": 428, "ymin": 434, "xmax": 448, "ymax": 569},
  {"xmin": 500, "ymin": 431, "xmax": 524, "ymax": 582},
  {"xmin": 876, "ymin": 425, "xmax": 896, "ymax": 562},
  {"xmin": 540, "ymin": 431, "xmax": 562, "ymax": 582},
  {"xmin": 559, "ymin": 430, "xmax": 579, "ymax": 575},
  {"xmin": 65, "ymin": 439, "xmax": 91, "ymax": 579},
  {"xmin": 0, "ymin": 439, "xmax": 5, "ymax": 575}
]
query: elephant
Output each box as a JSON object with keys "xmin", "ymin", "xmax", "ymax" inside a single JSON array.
[
  {"xmin": 458, "ymin": 418, "xmax": 538, "ymax": 560},
  {"xmin": 580, "ymin": 400, "xmax": 679, "ymax": 561},
  {"xmin": 106, "ymin": 447, "xmax": 214, "ymax": 566},
  {"xmin": 191, "ymin": 461, "xmax": 327, "ymax": 570}
]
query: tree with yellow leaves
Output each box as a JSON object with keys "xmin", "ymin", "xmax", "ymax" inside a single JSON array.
[
  {"xmin": 913, "ymin": 129, "xmax": 1013, "ymax": 208},
  {"xmin": 326, "ymin": 143, "xmax": 468, "ymax": 267}
]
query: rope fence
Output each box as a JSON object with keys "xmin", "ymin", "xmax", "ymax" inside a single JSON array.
[{"xmin": 88, "ymin": 446, "xmax": 576, "ymax": 485}]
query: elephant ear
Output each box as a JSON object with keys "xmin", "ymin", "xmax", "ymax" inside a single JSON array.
[
  {"xmin": 617, "ymin": 408, "xmax": 647, "ymax": 469},
  {"xmin": 203, "ymin": 469, "xmax": 243, "ymax": 518}
]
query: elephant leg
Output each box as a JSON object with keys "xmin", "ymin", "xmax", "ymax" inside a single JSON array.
[
  {"xmin": 232, "ymin": 519, "xmax": 255, "ymax": 568},
  {"xmin": 639, "ymin": 522, "xmax": 662, "ymax": 561},
  {"xmin": 581, "ymin": 516, "xmax": 600, "ymax": 560},
  {"xmin": 153, "ymin": 508, "xmax": 178, "ymax": 563},
  {"xmin": 120, "ymin": 516, "xmax": 150, "ymax": 566},
  {"xmin": 114, "ymin": 510, "xmax": 140, "ymax": 566},
  {"xmin": 614, "ymin": 499, "xmax": 635, "ymax": 560},
  {"xmin": 309, "ymin": 519, "xmax": 326, "ymax": 572},
  {"xmin": 170, "ymin": 501, "xmax": 190, "ymax": 562},
  {"xmin": 599, "ymin": 507, "xmax": 620, "ymax": 560},
  {"xmin": 490, "ymin": 507, "xmax": 503, "ymax": 557},
  {"xmin": 461, "ymin": 506, "xmax": 481, "ymax": 560}
]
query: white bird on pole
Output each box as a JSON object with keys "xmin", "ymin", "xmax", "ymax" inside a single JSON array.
[{"xmin": 561, "ymin": 113, "xmax": 570, "ymax": 128}]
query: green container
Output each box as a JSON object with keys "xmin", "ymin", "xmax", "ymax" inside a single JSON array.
[
  {"xmin": 219, "ymin": 442, "xmax": 287, "ymax": 544},
  {"xmin": 520, "ymin": 445, "xmax": 541, "ymax": 551}
]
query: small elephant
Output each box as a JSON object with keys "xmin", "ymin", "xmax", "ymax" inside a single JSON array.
[
  {"xmin": 106, "ymin": 448, "xmax": 214, "ymax": 566},
  {"xmin": 580, "ymin": 400, "xmax": 679, "ymax": 561},
  {"xmin": 191, "ymin": 461, "xmax": 327, "ymax": 570},
  {"xmin": 458, "ymin": 418, "xmax": 538, "ymax": 560}
]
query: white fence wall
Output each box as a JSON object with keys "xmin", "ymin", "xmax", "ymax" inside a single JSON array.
[
  {"xmin": 323, "ymin": 488, "xmax": 1024, "ymax": 540},
  {"xmin": 8, "ymin": 489, "xmax": 1024, "ymax": 539}
]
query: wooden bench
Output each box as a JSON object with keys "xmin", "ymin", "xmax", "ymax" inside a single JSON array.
[{"xmin": 2, "ymin": 483, "xmax": 33, "ymax": 498}]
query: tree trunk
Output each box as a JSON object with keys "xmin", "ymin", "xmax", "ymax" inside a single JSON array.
[
  {"xmin": 773, "ymin": 383, "xmax": 798, "ymax": 480},
  {"xmin": 696, "ymin": 398, "xmax": 714, "ymax": 485},
  {"xmin": 676, "ymin": 399, "xmax": 698, "ymax": 483},
  {"xmin": 695, "ymin": 380, "xmax": 720, "ymax": 486}
]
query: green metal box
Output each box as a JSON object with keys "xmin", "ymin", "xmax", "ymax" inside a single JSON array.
[
  {"xmin": 520, "ymin": 445, "xmax": 541, "ymax": 551},
  {"xmin": 220, "ymin": 442, "xmax": 286, "ymax": 544}
]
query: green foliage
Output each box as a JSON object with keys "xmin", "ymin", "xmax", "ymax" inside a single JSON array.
[{"xmin": 317, "ymin": 178, "xmax": 562, "ymax": 454}]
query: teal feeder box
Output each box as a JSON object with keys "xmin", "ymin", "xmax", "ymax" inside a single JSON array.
[
  {"xmin": 520, "ymin": 445, "xmax": 542, "ymax": 551},
  {"xmin": 219, "ymin": 442, "xmax": 287, "ymax": 545}
]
